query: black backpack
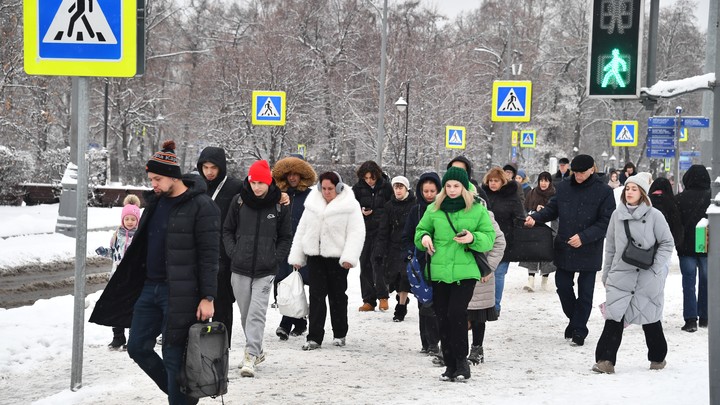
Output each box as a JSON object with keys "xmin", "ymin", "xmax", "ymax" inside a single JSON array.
[{"xmin": 179, "ymin": 320, "xmax": 229, "ymax": 399}]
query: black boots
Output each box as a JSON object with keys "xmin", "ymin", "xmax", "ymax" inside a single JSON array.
[
  {"xmin": 393, "ymin": 304, "xmax": 408, "ymax": 322},
  {"xmin": 682, "ymin": 318, "xmax": 698, "ymax": 332},
  {"xmin": 452, "ymin": 358, "xmax": 471, "ymax": 381},
  {"xmin": 468, "ymin": 345, "xmax": 484, "ymax": 365}
]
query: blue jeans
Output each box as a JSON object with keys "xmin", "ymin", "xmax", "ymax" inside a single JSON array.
[
  {"xmin": 127, "ymin": 282, "xmax": 195, "ymax": 405},
  {"xmin": 494, "ymin": 261, "xmax": 510, "ymax": 313},
  {"xmin": 679, "ymin": 256, "xmax": 708, "ymax": 320},
  {"xmin": 555, "ymin": 269, "xmax": 596, "ymax": 339}
]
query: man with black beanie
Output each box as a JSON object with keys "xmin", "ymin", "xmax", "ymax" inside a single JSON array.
[
  {"xmin": 196, "ymin": 146, "xmax": 243, "ymax": 344},
  {"xmin": 90, "ymin": 140, "xmax": 220, "ymax": 405},
  {"xmin": 525, "ymin": 154, "xmax": 615, "ymax": 347}
]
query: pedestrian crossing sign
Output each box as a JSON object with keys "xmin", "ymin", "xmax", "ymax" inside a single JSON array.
[
  {"xmin": 611, "ymin": 120, "xmax": 638, "ymax": 146},
  {"xmin": 680, "ymin": 127, "xmax": 688, "ymax": 142},
  {"xmin": 24, "ymin": 0, "xmax": 137, "ymax": 77},
  {"xmin": 445, "ymin": 126, "xmax": 466, "ymax": 149},
  {"xmin": 520, "ymin": 130, "xmax": 536, "ymax": 148},
  {"xmin": 491, "ymin": 81, "xmax": 532, "ymax": 122},
  {"xmin": 252, "ymin": 91, "xmax": 286, "ymax": 126}
]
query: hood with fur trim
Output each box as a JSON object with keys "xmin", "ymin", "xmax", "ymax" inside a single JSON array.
[{"xmin": 272, "ymin": 156, "xmax": 317, "ymax": 192}]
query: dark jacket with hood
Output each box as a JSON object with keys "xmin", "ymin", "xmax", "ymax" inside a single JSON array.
[
  {"xmin": 649, "ymin": 177, "xmax": 684, "ymax": 249},
  {"xmin": 481, "ymin": 181, "xmax": 526, "ymax": 261},
  {"xmin": 676, "ymin": 165, "xmax": 711, "ymax": 256},
  {"xmin": 196, "ymin": 147, "xmax": 243, "ymax": 269},
  {"xmin": 374, "ymin": 189, "xmax": 417, "ymax": 276},
  {"xmin": 402, "ymin": 172, "xmax": 442, "ymax": 271},
  {"xmin": 90, "ymin": 174, "xmax": 220, "ymax": 346},
  {"xmin": 272, "ymin": 156, "xmax": 317, "ymax": 234},
  {"xmin": 352, "ymin": 173, "xmax": 393, "ymax": 236},
  {"xmin": 447, "ymin": 156, "xmax": 481, "ymax": 190},
  {"xmin": 531, "ymin": 173, "xmax": 615, "ymax": 271},
  {"xmin": 222, "ymin": 180, "xmax": 292, "ymax": 278}
]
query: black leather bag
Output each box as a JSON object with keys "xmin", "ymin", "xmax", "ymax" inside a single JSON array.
[
  {"xmin": 443, "ymin": 212, "xmax": 492, "ymax": 277},
  {"xmin": 503, "ymin": 223, "xmax": 555, "ymax": 262},
  {"xmin": 621, "ymin": 220, "xmax": 656, "ymax": 270}
]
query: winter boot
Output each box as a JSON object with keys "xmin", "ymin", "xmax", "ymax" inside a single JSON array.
[
  {"xmin": 592, "ymin": 360, "xmax": 615, "ymax": 374},
  {"xmin": 523, "ymin": 276, "xmax": 535, "ymax": 292},
  {"xmin": 468, "ymin": 345, "xmax": 484, "ymax": 365},
  {"xmin": 358, "ymin": 302, "xmax": 375, "ymax": 312},
  {"xmin": 379, "ymin": 298, "xmax": 389, "ymax": 311},
  {"xmin": 541, "ymin": 275, "xmax": 549, "ymax": 290},
  {"xmin": 681, "ymin": 319, "xmax": 698, "ymax": 333},
  {"xmin": 393, "ymin": 303, "xmax": 408, "ymax": 322},
  {"xmin": 452, "ymin": 358, "xmax": 471, "ymax": 381},
  {"xmin": 108, "ymin": 327, "xmax": 126, "ymax": 350},
  {"xmin": 276, "ymin": 326, "xmax": 289, "ymax": 341},
  {"xmin": 699, "ymin": 318, "xmax": 708, "ymax": 328},
  {"xmin": 650, "ymin": 360, "xmax": 667, "ymax": 370}
]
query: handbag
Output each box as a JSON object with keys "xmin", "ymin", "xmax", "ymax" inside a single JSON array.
[
  {"xmin": 443, "ymin": 212, "xmax": 492, "ymax": 277},
  {"xmin": 406, "ymin": 249, "xmax": 433, "ymax": 305},
  {"xmin": 277, "ymin": 270, "xmax": 309, "ymax": 318},
  {"xmin": 621, "ymin": 220, "xmax": 656, "ymax": 270},
  {"xmin": 502, "ymin": 222, "xmax": 554, "ymax": 262}
]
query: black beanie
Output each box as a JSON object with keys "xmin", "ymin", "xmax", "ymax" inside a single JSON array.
[
  {"xmin": 570, "ymin": 154, "xmax": 595, "ymax": 172},
  {"xmin": 146, "ymin": 140, "xmax": 182, "ymax": 179},
  {"xmin": 502, "ymin": 164, "xmax": 518, "ymax": 177}
]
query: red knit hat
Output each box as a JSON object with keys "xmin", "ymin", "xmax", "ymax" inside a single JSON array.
[{"xmin": 248, "ymin": 160, "xmax": 272, "ymax": 185}]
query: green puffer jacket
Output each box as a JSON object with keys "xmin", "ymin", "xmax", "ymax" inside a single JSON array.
[{"xmin": 414, "ymin": 202, "xmax": 496, "ymax": 283}]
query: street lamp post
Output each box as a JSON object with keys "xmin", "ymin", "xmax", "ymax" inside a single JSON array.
[
  {"xmin": 601, "ymin": 151, "xmax": 608, "ymax": 173},
  {"xmin": 395, "ymin": 82, "xmax": 410, "ymax": 176},
  {"xmin": 609, "ymin": 154, "xmax": 617, "ymax": 171}
]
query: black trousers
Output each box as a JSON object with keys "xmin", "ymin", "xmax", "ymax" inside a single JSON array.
[
  {"xmin": 595, "ymin": 318, "xmax": 668, "ymax": 365},
  {"xmin": 359, "ymin": 238, "xmax": 378, "ymax": 305},
  {"xmin": 433, "ymin": 279, "xmax": 476, "ymax": 371},
  {"xmin": 418, "ymin": 302, "xmax": 440, "ymax": 349},
  {"xmin": 214, "ymin": 266, "xmax": 235, "ymax": 344},
  {"xmin": 307, "ymin": 256, "xmax": 349, "ymax": 345}
]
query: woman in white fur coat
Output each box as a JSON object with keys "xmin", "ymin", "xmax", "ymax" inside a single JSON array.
[
  {"xmin": 592, "ymin": 172, "xmax": 674, "ymax": 374},
  {"xmin": 288, "ymin": 171, "xmax": 366, "ymax": 351}
]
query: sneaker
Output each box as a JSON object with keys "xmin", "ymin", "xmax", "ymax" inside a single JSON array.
[
  {"xmin": 254, "ymin": 351, "xmax": 266, "ymax": 365},
  {"xmin": 332, "ymin": 337, "xmax": 346, "ymax": 347},
  {"xmin": 108, "ymin": 336, "xmax": 126, "ymax": 350},
  {"xmin": 358, "ymin": 302, "xmax": 375, "ymax": 312},
  {"xmin": 432, "ymin": 355, "xmax": 445, "ymax": 367},
  {"xmin": 276, "ymin": 327, "xmax": 289, "ymax": 341},
  {"xmin": 650, "ymin": 360, "xmax": 667, "ymax": 370},
  {"xmin": 468, "ymin": 345, "xmax": 484, "ymax": 365},
  {"xmin": 592, "ymin": 360, "xmax": 615, "ymax": 374},
  {"xmin": 420, "ymin": 347, "xmax": 429, "ymax": 354},
  {"xmin": 302, "ymin": 340, "xmax": 321, "ymax": 351},
  {"xmin": 452, "ymin": 359, "xmax": 471, "ymax": 381},
  {"xmin": 379, "ymin": 298, "xmax": 389, "ymax": 311},
  {"xmin": 699, "ymin": 318, "xmax": 708, "ymax": 328},
  {"xmin": 240, "ymin": 353, "xmax": 256, "ymax": 377},
  {"xmin": 290, "ymin": 325, "xmax": 307, "ymax": 337},
  {"xmin": 571, "ymin": 333, "xmax": 585, "ymax": 347},
  {"xmin": 681, "ymin": 319, "xmax": 698, "ymax": 333},
  {"xmin": 440, "ymin": 367, "xmax": 456, "ymax": 381}
]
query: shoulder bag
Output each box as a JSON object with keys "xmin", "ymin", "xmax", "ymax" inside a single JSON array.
[{"xmin": 621, "ymin": 220, "xmax": 656, "ymax": 270}]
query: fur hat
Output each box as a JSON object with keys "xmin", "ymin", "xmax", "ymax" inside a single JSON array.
[
  {"xmin": 391, "ymin": 176, "xmax": 410, "ymax": 190},
  {"xmin": 442, "ymin": 166, "xmax": 470, "ymax": 190},
  {"xmin": 248, "ymin": 160, "xmax": 273, "ymax": 185},
  {"xmin": 625, "ymin": 172, "xmax": 653, "ymax": 195},
  {"xmin": 570, "ymin": 154, "xmax": 594, "ymax": 172},
  {"xmin": 146, "ymin": 140, "xmax": 182, "ymax": 179}
]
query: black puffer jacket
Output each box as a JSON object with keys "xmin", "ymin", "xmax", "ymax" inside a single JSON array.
[
  {"xmin": 90, "ymin": 174, "xmax": 220, "ymax": 346},
  {"xmin": 352, "ymin": 175, "xmax": 393, "ymax": 236},
  {"xmin": 222, "ymin": 180, "xmax": 292, "ymax": 278},
  {"xmin": 676, "ymin": 165, "xmax": 711, "ymax": 256},
  {"xmin": 482, "ymin": 181, "xmax": 526, "ymax": 260},
  {"xmin": 402, "ymin": 172, "xmax": 442, "ymax": 271},
  {"xmin": 531, "ymin": 173, "xmax": 615, "ymax": 271},
  {"xmin": 649, "ymin": 177, "xmax": 684, "ymax": 248},
  {"xmin": 374, "ymin": 191, "xmax": 417, "ymax": 271}
]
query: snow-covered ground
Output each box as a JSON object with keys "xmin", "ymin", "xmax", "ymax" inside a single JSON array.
[{"xmin": 0, "ymin": 204, "xmax": 710, "ymax": 404}]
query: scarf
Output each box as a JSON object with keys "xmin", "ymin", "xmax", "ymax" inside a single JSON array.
[{"xmin": 440, "ymin": 196, "xmax": 466, "ymax": 213}]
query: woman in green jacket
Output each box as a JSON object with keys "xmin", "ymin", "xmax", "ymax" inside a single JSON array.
[{"xmin": 415, "ymin": 167, "xmax": 495, "ymax": 381}]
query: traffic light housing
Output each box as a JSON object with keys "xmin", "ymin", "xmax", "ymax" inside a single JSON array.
[{"xmin": 587, "ymin": 0, "xmax": 644, "ymax": 99}]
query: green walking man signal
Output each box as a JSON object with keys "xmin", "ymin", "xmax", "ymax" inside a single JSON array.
[{"xmin": 587, "ymin": 0, "xmax": 644, "ymax": 99}]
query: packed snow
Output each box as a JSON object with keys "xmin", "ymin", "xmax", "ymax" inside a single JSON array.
[{"xmin": 0, "ymin": 204, "xmax": 710, "ymax": 404}]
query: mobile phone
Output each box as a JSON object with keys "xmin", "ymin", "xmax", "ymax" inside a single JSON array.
[{"xmin": 456, "ymin": 231, "xmax": 468, "ymax": 237}]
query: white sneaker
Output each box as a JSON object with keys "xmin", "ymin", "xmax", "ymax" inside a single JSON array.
[
  {"xmin": 332, "ymin": 337, "xmax": 346, "ymax": 347},
  {"xmin": 302, "ymin": 340, "xmax": 321, "ymax": 351},
  {"xmin": 240, "ymin": 353, "xmax": 256, "ymax": 377},
  {"xmin": 255, "ymin": 351, "xmax": 266, "ymax": 365}
]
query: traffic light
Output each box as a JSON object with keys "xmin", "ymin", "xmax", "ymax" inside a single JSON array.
[{"xmin": 587, "ymin": 0, "xmax": 644, "ymax": 99}]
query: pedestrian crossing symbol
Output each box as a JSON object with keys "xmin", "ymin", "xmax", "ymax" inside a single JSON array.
[
  {"xmin": 611, "ymin": 121, "xmax": 638, "ymax": 147},
  {"xmin": 520, "ymin": 130, "xmax": 536, "ymax": 148},
  {"xmin": 252, "ymin": 91, "xmax": 286, "ymax": 126},
  {"xmin": 492, "ymin": 81, "xmax": 532, "ymax": 122},
  {"xmin": 445, "ymin": 126, "xmax": 466, "ymax": 149},
  {"xmin": 24, "ymin": 0, "xmax": 137, "ymax": 77},
  {"xmin": 680, "ymin": 127, "xmax": 688, "ymax": 142}
]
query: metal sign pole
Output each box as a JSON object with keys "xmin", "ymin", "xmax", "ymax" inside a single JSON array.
[
  {"xmin": 70, "ymin": 77, "xmax": 90, "ymax": 391},
  {"xmin": 674, "ymin": 107, "xmax": 682, "ymax": 194}
]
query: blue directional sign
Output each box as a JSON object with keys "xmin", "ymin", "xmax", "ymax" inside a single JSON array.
[
  {"xmin": 647, "ymin": 127, "xmax": 675, "ymax": 137},
  {"xmin": 648, "ymin": 137, "xmax": 674, "ymax": 148},
  {"xmin": 252, "ymin": 91, "xmax": 286, "ymax": 126},
  {"xmin": 648, "ymin": 116, "xmax": 676, "ymax": 128},
  {"xmin": 647, "ymin": 148, "xmax": 675, "ymax": 158},
  {"xmin": 24, "ymin": 0, "xmax": 137, "ymax": 77},
  {"xmin": 682, "ymin": 117, "xmax": 710, "ymax": 128},
  {"xmin": 491, "ymin": 81, "xmax": 532, "ymax": 122}
]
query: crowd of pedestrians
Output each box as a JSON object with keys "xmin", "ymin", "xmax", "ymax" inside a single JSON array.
[{"xmin": 89, "ymin": 142, "xmax": 711, "ymax": 401}]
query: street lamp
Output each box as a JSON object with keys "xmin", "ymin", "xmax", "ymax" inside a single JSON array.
[
  {"xmin": 395, "ymin": 82, "xmax": 410, "ymax": 176},
  {"xmin": 601, "ymin": 151, "xmax": 608, "ymax": 173},
  {"xmin": 609, "ymin": 154, "xmax": 617, "ymax": 171}
]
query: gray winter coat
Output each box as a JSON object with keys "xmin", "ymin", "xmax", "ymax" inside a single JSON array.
[
  {"xmin": 468, "ymin": 211, "xmax": 506, "ymax": 311},
  {"xmin": 602, "ymin": 203, "xmax": 674, "ymax": 325}
]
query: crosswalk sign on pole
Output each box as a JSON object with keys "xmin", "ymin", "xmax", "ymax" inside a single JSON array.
[
  {"xmin": 511, "ymin": 131, "xmax": 518, "ymax": 146},
  {"xmin": 24, "ymin": 0, "xmax": 138, "ymax": 77},
  {"xmin": 252, "ymin": 91, "xmax": 286, "ymax": 126},
  {"xmin": 520, "ymin": 130, "xmax": 536, "ymax": 148},
  {"xmin": 445, "ymin": 126, "xmax": 466, "ymax": 149},
  {"xmin": 679, "ymin": 127, "xmax": 688, "ymax": 142},
  {"xmin": 611, "ymin": 121, "xmax": 638, "ymax": 147},
  {"xmin": 491, "ymin": 81, "xmax": 532, "ymax": 122}
]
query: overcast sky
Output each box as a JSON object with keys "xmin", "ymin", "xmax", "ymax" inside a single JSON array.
[{"xmin": 421, "ymin": 0, "xmax": 711, "ymax": 31}]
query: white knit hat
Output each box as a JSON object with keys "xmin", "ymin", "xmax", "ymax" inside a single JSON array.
[
  {"xmin": 625, "ymin": 172, "xmax": 652, "ymax": 195},
  {"xmin": 391, "ymin": 175, "xmax": 410, "ymax": 190}
]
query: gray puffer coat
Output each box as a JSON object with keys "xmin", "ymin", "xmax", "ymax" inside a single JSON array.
[
  {"xmin": 602, "ymin": 203, "xmax": 674, "ymax": 325},
  {"xmin": 468, "ymin": 211, "xmax": 506, "ymax": 311}
]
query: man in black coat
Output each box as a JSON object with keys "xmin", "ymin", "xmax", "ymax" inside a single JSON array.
[
  {"xmin": 553, "ymin": 157, "xmax": 571, "ymax": 187},
  {"xmin": 525, "ymin": 154, "xmax": 615, "ymax": 347},
  {"xmin": 196, "ymin": 146, "xmax": 243, "ymax": 344},
  {"xmin": 90, "ymin": 141, "xmax": 219, "ymax": 405}
]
